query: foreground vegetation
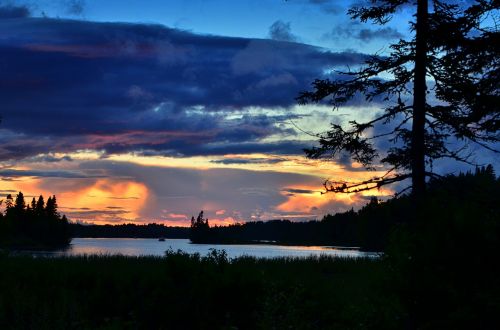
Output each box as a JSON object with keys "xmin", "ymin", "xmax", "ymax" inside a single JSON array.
[
  {"xmin": 0, "ymin": 246, "xmax": 498, "ymax": 329},
  {"xmin": 0, "ymin": 252, "xmax": 399, "ymax": 329}
]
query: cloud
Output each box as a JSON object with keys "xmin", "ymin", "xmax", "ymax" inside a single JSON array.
[
  {"xmin": 268, "ymin": 20, "xmax": 297, "ymax": 42},
  {"xmin": 0, "ymin": 169, "xmax": 106, "ymax": 179},
  {"xmin": 306, "ymin": 0, "xmax": 344, "ymax": 15},
  {"xmin": 357, "ymin": 27, "xmax": 403, "ymax": 41},
  {"xmin": 0, "ymin": 5, "xmax": 30, "ymax": 19},
  {"xmin": 0, "ymin": 189, "xmax": 17, "ymax": 194},
  {"xmin": 210, "ymin": 157, "xmax": 287, "ymax": 165},
  {"xmin": 106, "ymin": 196, "xmax": 139, "ymax": 200},
  {"xmin": 0, "ymin": 15, "xmax": 367, "ymax": 160},
  {"xmin": 64, "ymin": 0, "xmax": 85, "ymax": 16},
  {"xmin": 22, "ymin": 154, "xmax": 73, "ymax": 163},
  {"xmin": 324, "ymin": 23, "xmax": 403, "ymax": 42},
  {"xmin": 63, "ymin": 208, "xmax": 131, "ymax": 223},
  {"xmin": 75, "ymin": 159, "xmax": 329, "ymax": 221},
  {"xmin": 281, "ymin": 188, "xmax": 319, "ymax": 194}
]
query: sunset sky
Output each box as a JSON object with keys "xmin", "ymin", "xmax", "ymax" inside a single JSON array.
[{"xmin": 1, "ymin": 0, "xmax": 497, "ymax": 225}]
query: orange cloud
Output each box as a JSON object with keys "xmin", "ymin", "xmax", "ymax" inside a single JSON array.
[
  {"xmin": 215, "ymin": 209, "xmax": 226, "ymax": 215},
  {"xmin": 1, "ymin": 177, "xmax": 150, "ymax": 225},
  {"xmin": 208, "ymin": 217, "xmax": 238, "ymax": 227},
  {"xmin": 276, "ymin": 184, "xmax": 393, "ymax": 216},
  {"xmin": 61, "ymin": 179, "xmax": 148, "ymax": 224}
]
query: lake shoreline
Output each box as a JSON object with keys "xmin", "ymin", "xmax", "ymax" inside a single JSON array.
[
  {"xmin": 72, "ymin": 235, "xmax": 368, "ymax": 249},
  {"xmin": 4, "ymin": 237, "xmax": 379, "ymax": 259}
]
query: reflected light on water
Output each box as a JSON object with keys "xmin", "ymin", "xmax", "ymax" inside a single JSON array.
[{"xmin": 24, "ymin": 238, "xmax": 381, "ymax": 259}]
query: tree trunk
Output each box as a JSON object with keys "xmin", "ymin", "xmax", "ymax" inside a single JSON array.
[{"xmin": 411, "ymin": 0, "xmax": 428, "ymax": 199}]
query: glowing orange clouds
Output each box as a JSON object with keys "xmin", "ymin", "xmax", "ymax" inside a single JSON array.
[
  {"xmin": 276, "ymin": 184, "xmax": 393, "ymax": 216},
  {"xmin": 0, "ymin": 177, "xmax": 151, "ymax": 225},
  {"xmin": 1, "ymin": 148, "xmax": 399, "ymax": 226},
  {"xmin": 59, "ymin": 179, "xmax": 149, "ymax": 224}
]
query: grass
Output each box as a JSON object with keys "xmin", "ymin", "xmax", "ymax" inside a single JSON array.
[{"xmin": 0, "ymin": 251, "xmax": 403, "ymax": 330}]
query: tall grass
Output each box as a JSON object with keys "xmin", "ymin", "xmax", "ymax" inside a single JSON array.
[{"xmin": 0, "ymin": 252, "xmax": 401, "ymax": 329}]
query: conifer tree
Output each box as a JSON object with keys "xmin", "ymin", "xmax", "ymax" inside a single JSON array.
[
  {"xmin": 14, "ymin": 192, "xmax": 26, "ymax": 213},
  {"xmin": 298, "ymin": 0, "xmax": 499, "ymax": 198},
  {"xmin": 45, "ymin": 196, "xmax": 55, "ymax": 218},
  {"xmin": 35, "ymin": 195, "xmax": 45, "ymax": 215},
  {"xmin": 5, "ymin": 194, "xmax": 13, "ymax": 215}
]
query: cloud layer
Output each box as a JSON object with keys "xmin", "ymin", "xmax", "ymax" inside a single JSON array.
[{"xmin": 0, "ymin": 9, "xmax": 367, "ymax": 161}]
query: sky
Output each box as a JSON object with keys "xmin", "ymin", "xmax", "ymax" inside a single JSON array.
[{"xmin": 0, "ymin": 0, "xmax": 497, "ymax": 226}]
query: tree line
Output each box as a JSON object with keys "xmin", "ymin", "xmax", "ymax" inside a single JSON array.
[
  {"xmin": 191, "ymin": 166, "xmax": 499, "ymax": 250},
  {"xmin": 0, "ymin": 192, "xmax": 71, "ymax": 248},
  {"xmin": 70, "ymin": 223, "xmax": 189, "ymax": 238}
]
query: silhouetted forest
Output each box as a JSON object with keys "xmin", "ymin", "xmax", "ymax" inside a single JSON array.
[
  {"xmin": 70, "ymin": 223, "xmax": 189, "ymax": 238},
  {"xmin": 191, "ymin": 166, "xmax": 500, "ymax": 250},
  {"xmin": 0, "ymin": 193, "xmax": 71, "ymax": 248}
]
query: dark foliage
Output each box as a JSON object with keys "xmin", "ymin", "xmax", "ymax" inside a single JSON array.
[
  {"xmin": 0, "ymin": 192, "xmax": 71, "ymax": 248},
  {"xmin": 70, "ymin": 223, "xmax": 189, "ymax": 239},
  {"xmin": 189, "ymin": 208, "xmax": 390, "ymax": 250},
  {"xmin": 189, "ymin": 211, "xmax": 210, "ymax": 243},
  {"xmin": 298, "ymin": 0, "xmax": 499, "ymax": 196},
  {"xmin": 386, "ymin": 164, "xmax": 500, "ymax": 328},
  {"xmin": 0, "ymin": 253, "xmax": 399, "ymax": 329}
]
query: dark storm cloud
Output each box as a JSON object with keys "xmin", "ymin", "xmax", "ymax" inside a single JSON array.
[
  {"xmin": 0, "ymin": 7, "xmax": 367, "ymax": 160},
  {"xmin": 132, "ymin": 140, "xmax": 311, "ymax": 158}
]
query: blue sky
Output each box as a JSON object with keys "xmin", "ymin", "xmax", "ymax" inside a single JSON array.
[
  {"xmin": 11, "ymin": 0, "xmax": 412, "ymax": 52},
  {"xmin": 0, "ymin": 0, "xmax": 496, "ymax": 225}
]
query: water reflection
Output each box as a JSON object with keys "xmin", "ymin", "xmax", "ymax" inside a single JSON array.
[{"xmin": 16, "ymin": 238, "xmax": 381, "ymax": 259}]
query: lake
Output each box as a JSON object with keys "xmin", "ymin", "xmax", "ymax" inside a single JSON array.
[{"xmin": 19, "ymin": 238, "xmax": 380, "ymax": 258}]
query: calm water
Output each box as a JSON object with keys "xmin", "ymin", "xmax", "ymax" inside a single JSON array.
[{"xmin": 18, "ymin": 238, "xmax": 380, "ymax": 259}]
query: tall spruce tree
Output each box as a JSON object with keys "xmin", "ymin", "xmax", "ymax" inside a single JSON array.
[
  {"xmin": 14, "ymin": 192, "xmax": 26, "ymax": 212},
  {"xmin": 298, "ymin": 0, "xmax": 499, "ymax": 198},
  {"xmin": 35, "ymin": 195, "xmax": 45, "ymax": 216},
  {"xmin": 45, "ymin": 196, "xmax": 58, "ymax": 218},
  {"xmin": 4, "ymin": 194, "xmax": 13, "ymax": 216}
]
